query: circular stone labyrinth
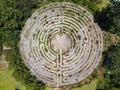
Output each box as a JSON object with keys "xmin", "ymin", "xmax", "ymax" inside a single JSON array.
[{"xmin": 20, "ymin": 2, "xmax": 103, "ymax": 87}]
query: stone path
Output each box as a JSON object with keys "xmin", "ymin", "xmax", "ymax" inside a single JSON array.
[{"xmin": 20, "ymin": 2, "xmax": 103, "ymax": 87}]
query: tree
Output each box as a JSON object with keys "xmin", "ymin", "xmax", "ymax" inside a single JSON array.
[
  {"xmin": 95, "ymin": 3, "xmax": 120, "ymax": 33},
  {"xmin": 107, "ymin": 45, "xmax": 120, "ymax": 88},
  {"xmin": 14, "ymin": 0, "xmax": 39, "ymax": 19},
  {"xmin": 110, "ymin": 18, "xmax": 120, "ymax": 33},
  {"xmin": 0, "ymin": 34, "xmax": 2, "ymax": 56},
  {"xmin": 0, "ymin": 0, "xmax": 24, "ymax": 47},
  {"xmin": 0, "ymin": 0, "xmax": 46, "ymax": 90}
]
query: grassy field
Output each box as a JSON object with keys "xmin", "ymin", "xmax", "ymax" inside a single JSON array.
[
  {"xmin": 0, "ymin": 69, "xmax": 27, "ymax": 90},
  {"xmin": 45, "ymin": 79, "xmax": 97, "ymax": 90},
  {"xmin": 98, "ymin": 0, "xmax": 110, "ymax": 10},
  {"xmin": 72, "ymin": 79, "xmax": 97, "ymax": 90},
  {"xmin": 45, "ymin": 86, "xmax": 53, "ymax": 90}
]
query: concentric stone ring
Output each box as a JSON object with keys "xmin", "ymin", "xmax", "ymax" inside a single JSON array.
[{"xmin": 20, "ymin": 2, "xmax": 103, "ymax": 87}]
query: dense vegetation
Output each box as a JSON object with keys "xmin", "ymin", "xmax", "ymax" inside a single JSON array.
[
  {"xmin": 96, "ymin": 2, "xmax": 120, "ymax": 90},
  {"xmin": 96, "ymin": 45, "xmax": 120, "ymax": 90},
  {"xmin": 107, "ymin": 45, "xmax": 120, "ymax": 88},
  {"xmin": 0, "ymin": 0, "xmax": 45, "ymax": 90},
  {"xmin": 0, "ymin": 34, "xmax": 2, "ymax": 56},
  {"xmin": 0, "ymin": 0, "xmax": 24, "ymax": 47},
  {"xmin": 0, "ymin": 0, "xmax": 120, "ymax": 90},
  {"xmin": 96, "ymin": 3, "xmax": 120, "ymax": 34}
]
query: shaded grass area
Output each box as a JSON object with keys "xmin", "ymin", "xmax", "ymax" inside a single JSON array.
[
  {"xmin": 0, "ymin": 69, "xmax": 26, "ymax": 90},
  {"xmin": 72, "ymin": 79, "xmax": 97, "ymax": 90}
]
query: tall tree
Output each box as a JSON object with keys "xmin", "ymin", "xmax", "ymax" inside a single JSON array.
[
  {"xmin": 0, "ymin": 0, "xmax": 24, "ymax": 47},
  {"xmin": 95, "ymin": 3, "xmax": 120, "ymax": 33},
  {"xmin": 108, "ymin": 45, "xmax": 120, "ymax": 88}
]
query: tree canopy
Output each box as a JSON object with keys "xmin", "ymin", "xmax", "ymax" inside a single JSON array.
[
  {"xmin": 0, "ymin": 0, "xmax": 46, "ymax": 90},
  {"xmin": 0, "ymin": 0, "xmax": 24, "ymax": 47},
  {"xmin": 108, "ymin": 45, "xmax": 120, "ymax": 88},
  {"xmin": 96, "ymin": 3, "xmax": 120, "ymax": 34}
]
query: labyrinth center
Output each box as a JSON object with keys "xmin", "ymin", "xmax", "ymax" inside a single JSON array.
[{"xmin": 20, "ymin": 2, "xmax": 103, "ymax": 87}]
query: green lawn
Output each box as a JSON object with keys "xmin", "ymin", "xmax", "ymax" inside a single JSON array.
[
  {"xmin": 45, "ymin": 79, "xmax": 97, "ymax": 90},
  {"xmin": 45, "ymin": 86, "xmax": 53, "ymax": 90},
  {"xmin": 98, "ymin": 0, "xmax": 110, "ymax": 10},
  {"xmin": 0, "ymin": 69, "xmax": 27, "ymax": 90},
  {"xmin": 72, "ymin": 79, "xmax": 97, "ymax": 90}
]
